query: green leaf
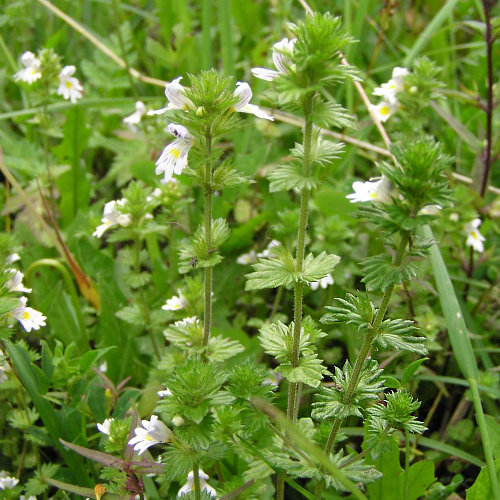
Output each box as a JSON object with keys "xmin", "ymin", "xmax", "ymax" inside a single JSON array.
[
  {"xmin": 278, "ymin": 352, "xmax": 329, "ymax": 387},
  {"xmin": 79, "ymin": 346, "xmax": 117, "ymax": 373},
  {"xmin": 360, "ymin": 253, "xmax": 417, "ymax": 291},
  {"xmin": 302, "ymin": 251, "xmax": 341, "ymax": 282},
  {"xmin": 268, "ymin": 163, "xmax": 318, "ymax": 192},
  {"xmin": 259, "ymin": 321, "xmax": 312, "ymax": 363},
  {"xmin": 206, "ymin": 335, "xmax": 244, "ymax": 362},
  {"xmin": 376, "ymin": 319, "xmax": 427, "ymax": 355},
  {"xmin": 398, "ymin": 460, "xmax": 435, "ymax": 500},
  {"xmin": 310, "ymin": 100, "xmax": 355, "ymax": 129},
  {"xmin": 245, "ymin": 248, "xmax": 297, "ymax": 290},
  {"xmin": 485, "ymin": 415, "xmax": 500, "ymax": 460},
  {"xmin": 0, "ymin": 297, "xmax": 22, "ymax": 315},
  {"xmin": 402, "ymin": 358, "xmax": 428, "ymax": 386},
  {"xmin": 115, "ymin": 304, "xmax": 144, "ymax": 326},
  {"xmin": 467, "ymin": 459, "xmax": 500, "ymax": 500}
]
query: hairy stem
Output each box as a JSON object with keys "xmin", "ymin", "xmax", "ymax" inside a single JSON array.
[
  {"xmin": 203, "ymin": 127, "xmax": 213, "ymax": 346},
  {"xmin": 404, "ymin": 429, "xmax": 410, "ymax": 499},
  {"xmin": 193, "ymin": 462, "xmax": 201, "ymax": 500},
  {"xmin": 316, "ymin": 231, "xmax": 410, "ymax": 497},
  {"xmin": 278, "ymin": 94, "xmax": 314, "ymax": 500},
  {"xmin": 479, "ymin": 0, "xmax": 494, "ymax": 198}
]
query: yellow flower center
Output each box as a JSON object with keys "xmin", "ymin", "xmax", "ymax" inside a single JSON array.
[
  {"xmin": 369, "ymin": 192, "xmax": 378, "ymax": 199},
  {"xmin": 471, "ymin": 231, "xmax": 478, "ymax": 240},
  {"xmin": 170, "ymin": 147, "xmax": 181, "ymax": 159},
  {"xmin": 65, "ymin": 80, "xmax": 73, "ymax": 89},
  {"xmin": 379, "ymin": 105, "xmax": 390, "ymax": 116},
  {"xmin": 145, "ymin": 435, "xmax": 153, "ymax": 441},
  {"xmin": 22, "ymin": 311, "xmax": 31, "ymax": 319}
]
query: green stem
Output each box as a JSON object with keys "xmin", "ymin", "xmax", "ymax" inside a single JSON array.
[
  {"xmin": 316, "ymin": 231, "xmax": 411, "ymax": 497},
  {"xmin": 203, "ymin": 127, "xmax": 213, "ymax": 346},
  {"xmin": 404, "ymin": 429, "xmax": 410, "ymax": 499},
  {"xmin": 470, "ymin": 378, "xmax": 500, "ymax": 500},
  {"xmin": 278, "ymin": 94, "xmax": 314, "ymax": 500},
  {"xmin": 193, "ymin": 462, "xmax": 201, "ymax": 500}
]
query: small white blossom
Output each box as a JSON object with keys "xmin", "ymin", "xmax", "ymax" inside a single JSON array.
[
  {"xmin": 4, "ymin": 269, "xmax": 32, "ymax": 293},
  {"xmin": 346, "ymin": 179, "xmax": 391, "ymax": 204},
  {"xmin": 10, "ymin": 297, "xmax": 46, "ymax": 332},
  {"xmin": 0, "ymin": 471, "xmax": 19, "ymax": 490},
  {"xmin": 263, "ymin": 369, "xmax": 282, "ymax": 387},
  {"xmin": 93, "ymin": 199, "xmax": 131, "ymax": 238},
  {"xmin": 257, "ymin": 240, "xmax": 280, "ymax": 258},
  {"xmin": 464, "ymin": 218, "xmax": 486, "ymax": 253},
  {"xmin": 6, "ymin": 253, "xmax": 21, "ymax": 264},
  {"xmin": 174, "ymin": 316, "xmax": 199, "ymax": 327},
  {"xmin": 373, "ymin": 67, "xmax": 409, "ymax": 101},
  {"xmin": 128, "ymin": 415, "xmax": 172, "ymax": 456},
  {"xmin": 232, "ymin": 82, "xmax": 274, "ymax": 121},
  {"xmin": 155, "ymin": 124, "xmax": 195, "ymax": 183},
  {"xmin": 371, "ymin": 99, "xmax": 399, "ymax": 123},
  {"xmin": 148, "ymin": 77, "xmax": 194, "ymax": 116},
  {"xmin": 236, "ymin": 250, "xmax": 257, "ymax": 265},
  {"xmin": 417, "ymin": 204, "xmax": 442, "ymax": 216},
  {"xmin": 157, "ymin": 388, "xmax": 172, "ymax": 398},
  {"xmin": 178, "ymin": 470, "xmax": 216, "ymax": 498},
  {"xmin": 310, "ymin": 274, "xmax": 334, "ymax": 291},
  {"xmin": 97, "ymin": 418, "xmax": 114, "ymax": 435},
  {"xmin": 13, "ymin": 51, "xmax": 41, "ymax": 84},
  {"xmin": 123, "ymin": 101, "xmax": 147, "ymax": 130},
  {"xmin": 252, "ymin": 37, "xmax": 296, "ymax": 81},
  {"xmin": 162, "ymin": 292, "xmax": 187, "ymax": 311},
  {"xmin": 57, "ymin": 66, "xmax": 83, "ymax": 103}
]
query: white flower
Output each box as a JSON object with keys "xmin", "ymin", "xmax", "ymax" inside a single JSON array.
[
  {"xmin": 93, "ymin": 199, "xmax": 131, "ymax": 238},
  {"xmin": 373, "ymin": 67, "xmax": 409, "ymax": 101},
  {"xmin": 263, "ymin": 369, "xmax": 282, "ymax": 387},
  {"xmin": 123, "ymin": 101, "xmax": 147, "ymax": 130},
  {"xmin": 0, "ymin": 471, "xmax": 19, "ymax": 490},
  {"xmin": 236, "ymin": 250, "xmax": 257, "ymax": 265},
  {"xmin": 371, "ymin": 99, "xmax": 399, "ymax": 123},
  {"xmin": 257, "ymin": 240, "xmax": 280, "ymax": 258},
  {"xmin": 10, "ymin": 297, "xmax": 46, "ymax": 332},
  {"xmin": 6, "ymin": 253, "xmax": 21, "ymax": 264},
  {"xmin": 174, "ymin": 316, "xmax": 199, "ymax": 327},
  {"xmin": 4, "ymin": 269, "xmax": 32, "ymax": 293},
  {"xmin": 157, "ymin": 388, "xmax": 172, "ymax": 398},
  {"xmin": 178, "ymin": 470, "xmax": 216, "ymax": 498},
  {"xmin": 97, "ymin": 418, "xmax": 114, "ymax": 435},
  {"xmin": 232, "ymin": 82, "xmax": 274, "ymax": 120},
  {"xmin": 155, "ymin": 124, "xmax": 195, "ymax": 183},
  {"xmin": 99, "ymin": 361, "xmax": 107, "ymax": 373},
  {"xmin": 128, "ymin": 415, "xmax": 172, "ymax": 456},
  {"xmin": 57, "ymin": 66, "xmax": 83, "ymax": 103},
  {"xmin": 13, "ymin": 51, "xmax": 41, "ymax": 84},
  {"xmin": 148, "ymin": 77, "xmax": 194, "ymax": 116},
  {"xmin": 162, "ymin": 292, "xmax": 187, "ymax": 311},
  {"xmin": 417, "ymin": 204, "xmax": 442, "ymax": 216},
  {"xmin": 252, "ymin": 37, "xmax": 296, "ymax": 81},
  {"xmin": 464, "ymin": 218, "xmax": 486, "ymax": 253},
  {"xmin": 310, "ymin": 274, "xmax": 334, "ymax": 291},
  {"xmin": 346, "ymin": 179, "xmax": 392, "ymax": 203}
]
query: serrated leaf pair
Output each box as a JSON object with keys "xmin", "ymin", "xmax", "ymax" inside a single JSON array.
[
  {"xmin": 312, "ymin": 359, "xmax": 384, "ymax": 420},
  {"xmin": 245, "ymin": 248, "xmax": 340, "ymax": 290}
]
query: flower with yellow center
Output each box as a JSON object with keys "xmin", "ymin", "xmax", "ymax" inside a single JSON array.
[
  {"xmin": 9, "ymin": 297, "xmax": 46, "ymax": 332},
  {"xmin": 252, "ymin": 37, "xmax": 296, "ymax": 81},
  {"xmin": 128, "ymin": 415, "xmax": 172, "ymax": 455},
  {"xmin": 155, "ymin": 124, "xmax": 195, "ymax": 182},
  {"xmin": 57, "ymin": 65, "xmax": 83, "ymax": 103},
  {"xmin": 464, "ymin": 218, "xmax": 486, "ymax": 253},
  {"xmin": 371, "ymin": 100, "xmax": 399, "ymax": 123},
  {"xmin": 347, "ymin": 179, "xmax": 392, "ymax": 203},
  {"xmin": 13, "ymin": 51, "xmax": 42, "ymax": 84}
]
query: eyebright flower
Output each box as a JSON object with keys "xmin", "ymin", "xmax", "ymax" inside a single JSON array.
[
  {"xmin": 252, "ymin": 37, "xmax": 296, "ymax": 81},
  {"xmin": 257, "ymin": 240, "xmax": 280, "ymax": 258},
  {"xmin": 123, "ymin": 101, "xmax": 147, "ymax": 130},
  {"xmin": 0, "ymin": 471, "xmax": 19, "ymax": 490},
  {"xmin": 232, "ymin": 82, "xmax": 274, "ymax": 120},
  {"xmin": 373, "ymin": 67, "xmax": 409, "ymax": 101},
  {"xmin": 236, "ymin": 250, "xmax": 257, "ymax": 265},
  {"xmin": 9, "ymin": 297, "xmax": 46, "ymax": 332},
  {"xmin": 57, "ymin": 66, "xmax": 83, "ymax": 103},
  {"xmin": 4, "ymin": 269, "xmax": 32, "ymax": 293},
  {"xmin": 162, "ymin": 292, "xmax": 187, "ymax": 311},
  {"xmin": 263, "ymin": 369, "xmax": 282, "ymax": 387},
  {"xmin": 174, "ymin": 316, "xmax": 199, "ymax": 327},
  {"xmin": 310, "ymin": 274, "xmax": 334, "ymax": 291},
  {"xmin": 155, "ymin": 124, "xmax": 195, "ymax": 183},
  {"xmin": 13, "ymin": 51, "xmax": 42, "ymax": 84},
  {"xmin": 93, "ymin": 199, "xmax": 132, "ymax": 238},
  {"xmin": 97, "ymin": 418, "xmax": 114, "ymax": 435},
  {"xmin": 6, "ymin": 253, "xmax": 21, "ymax": 265},
  {"xmin": 128, "ymin": 415, "xmax": 172, "ymax": 455},
  {"xmin": 371, "ymin": 100, "xmax": 399, "ymax": 123},
  {"xmin": 178, "ymin": 470, "xmax": 217, "ymax": 498},
  {"xmin": 346, "ymin": 179, "xmax": 392, "ymax": 203},
  {"xmin": 157, "ymin": 388, "xmax": 172, "ymax": 398},
  {"xmin": 464, "ymin": 218, "xmax": 486, "ymax": 253},
  {"xmin": 417, "ymin": 204, "xmax": 442, "ymax": 216}
]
